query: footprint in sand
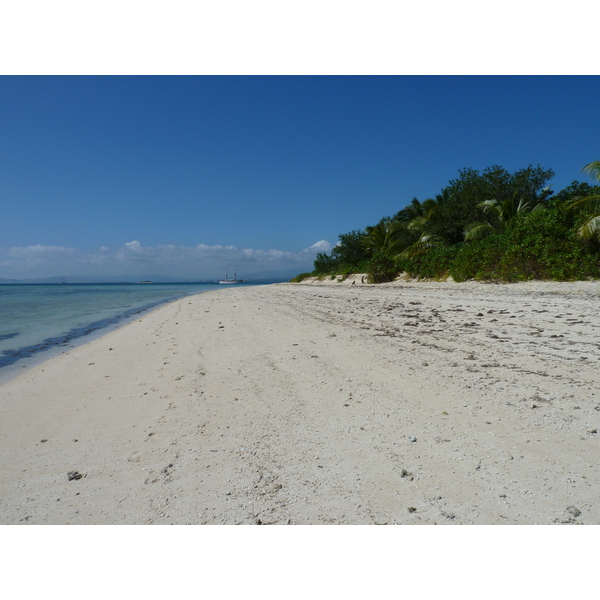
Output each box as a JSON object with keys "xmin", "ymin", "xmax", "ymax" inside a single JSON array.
[{"xmin": 128, "ymin": 451, "xmax": 142, "ymax": 463}]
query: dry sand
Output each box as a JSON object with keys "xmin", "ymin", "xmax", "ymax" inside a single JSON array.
[{"xmin": 1, "ymin": 278, "xmax": 599, "ymax": 525}]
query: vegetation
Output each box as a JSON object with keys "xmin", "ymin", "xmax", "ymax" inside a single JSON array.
[
  {"xmin": 568, "ymin": 161, "xmax": 600, "ymax": 242},
  {"xmin": 291, "ymin": 162, "xmax": 600, "ymax": 283},
  {"xmin": 290, "ymin": 272, "xmax": 313, "ymax": 283}
]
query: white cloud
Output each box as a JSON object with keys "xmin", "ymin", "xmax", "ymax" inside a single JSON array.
[
  {"xmin": 0, "ymin": 239, "xmax": 332, "ymax": 280},
  {"xmin": 304, "ymin": 240, "xmax": 331, "ymax": 253},
  {"xmin": 124, "ymin": 240, "xmax": 142, "ymax": 251},
  {"xmin": 2, "ymin": 245, "xmax": 78, "ymax": 272},
  {"xmin": 8, "ymin": 245, "xmax": 77, "ymax": 258}
]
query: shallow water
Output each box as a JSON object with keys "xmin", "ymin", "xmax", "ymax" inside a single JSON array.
[{"xmin": 0, "ymin": 282, "xmax": 250, "ymax": 375}]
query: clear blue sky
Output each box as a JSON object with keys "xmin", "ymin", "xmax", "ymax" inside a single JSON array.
[{"xmin": 1, "ymin": 75, "xmax": 599, "ymax": 279}]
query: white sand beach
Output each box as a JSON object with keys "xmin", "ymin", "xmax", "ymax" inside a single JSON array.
[{"xmin": 1, "ymin": 279, "xmax": 599, "ymax": 525}]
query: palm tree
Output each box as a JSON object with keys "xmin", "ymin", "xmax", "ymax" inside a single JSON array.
[
  {"xmin": 363, "ymin": 219, "xmax": 408, "ymax": 257},
  {"xmin": 569, "ymin": 161, "xmax": 600, "ymax": 241},
  {"xmin": 464, "ymin": 194, "xmax": 544, "ymax": 241},
  {"xmin": 398, "ymin": 232, "xmax": 445, "ymax": 258},
  {"xmin": 582, "ymin": 160, "xmax": 600, "ymax": 181},
  {"xmin": 395, "ymin": 197, "xmax": 439, "ymax": 226},
  {"xmin": 396, "ymin": 197, "xmax": 444, "ymax": 258}
]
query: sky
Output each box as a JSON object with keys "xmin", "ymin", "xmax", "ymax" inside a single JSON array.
[
  {"xmin": 1, "ymin": 0, "xmax": 599, "ymax": 281},
  {"xmin": 1, "ymin": 75, "xmax": 599, "ymax": 280}
]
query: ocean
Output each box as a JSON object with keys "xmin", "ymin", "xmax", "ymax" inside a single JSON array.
[{"xmin": 0, "ymin": 282, "xmax": 252, "ymax": 380}]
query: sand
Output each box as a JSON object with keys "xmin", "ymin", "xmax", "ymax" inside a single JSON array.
[{"xmin": 1, "ymin": 278, "xmax": 599, "ymax": 525}]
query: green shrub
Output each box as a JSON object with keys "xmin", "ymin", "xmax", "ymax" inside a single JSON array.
[
  {"xmin": 313, "ymin": 252, "xmax": 337, "ymax": 275},
  {"xmin": 365, "ymin": 252, "xmax": 401, "ymax": 283},
  {"xmin": 290, "ymin": 272, "xmax": 313, "ymax": 282},
  {"xmin": 450, "ymin": 235, "xmax": 509, "ymax": 281},
  {"xmin": 399, "ymin": 245, "xmax": 461, "ymax": 280},
  {"xmin": 336, "ymin": 263, "xmax": 363, "ymax": 281},
  {"xmin": 496, "ymin": 208, "xmax": 600, "ymax": 280},
  {"xmin": 450, "ymin": 207, "xmax": 600, "ymax": 281}
]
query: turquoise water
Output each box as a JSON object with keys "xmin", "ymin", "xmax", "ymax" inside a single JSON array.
[{"xmin": 0, "ymin": 282, "xmax": 249, "ymax": 375}]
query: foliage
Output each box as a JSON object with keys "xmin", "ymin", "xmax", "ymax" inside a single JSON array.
[
  {"xmin": 551, "ymin": 180, "xmax": 600, "ymax": 206},
  {"xmin": 398, "ymin": 245, "xmax": 460, "ymax": 279},
  {"xmin": 464, "ymin": 194, "xmax": 545, "ymax": 241},
  {"xmin": 365, "ymin": 251, "xmax": 401, "ymax": 283},
  {"xmin": 399, "ymin": 233, "xmax": 445, "ymax": 259},
  {"xmin": 313, "ymin": 252, "xmax": 338, "ymax": 274},
  {"xmin": 337, "ymin": 263, "xmax": 365, "ymax": 281},
  {"xmin": 330, "ymin": 230, "xmax": 371, "ymax": 267},
  {"xmin": 363, "ymin": 218, "xmax": 413, "ymax": 258},
  {"xmin": 449, "ymin": 234, "xmax": 511, "ymax": 281},
  {"xmin": 432, "ymin": 165, "xmax": 554, "ymax": 244},
  {"xmin": 290, "ymin": 272, "xmax": 312, "ymax": 282},
  {"xmin": 568, "ymin": 161, "xmax": 600, "ymax": 242},
  {"xmin": 297, "ymin": 162, "xmax": 600, "ymax": 285},
  {"xmin": 582, "ymin": 160, "xmax": 600, "ymax": 181},
  {"xmin": 394, "ymin": 197, "xmax": 440, "ymax": 225},
  {"xmin": 393, "ymin": 195, "xmax": 444, "ymax": 258},
  {"xmin": 450, "ymin": 205, "xmax": 600, "ymax": 281},
  {"xmin": 307, "ymin": 228, "xmax": 375, "ymax": 279}
]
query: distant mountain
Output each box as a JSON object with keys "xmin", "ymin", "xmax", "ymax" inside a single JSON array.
[{"xmin": 0, "ymin": 274, "xmax": 201, "ymax": 284}]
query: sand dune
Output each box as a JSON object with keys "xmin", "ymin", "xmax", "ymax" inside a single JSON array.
[{"xmin": 1, "ymin": 279, "xmax": 599, "ymax": 524}]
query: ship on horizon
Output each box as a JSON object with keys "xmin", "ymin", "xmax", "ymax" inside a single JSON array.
[{"xmin": 219, "ymin": 268, "xmax": 244, "ymax": 284}]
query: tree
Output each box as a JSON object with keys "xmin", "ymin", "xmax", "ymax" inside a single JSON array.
[
  {"xmin": 395, "ymin": 195, "xmax": 445, "ymax": 258},
  {"xmin": 330, "ymin": 230, "xmax": 371, "ymax": 267},
  {"xmin": 311, "ymin": 229, "xmax": 371, "ymax": 274},
  {"xmin": 313, "ymin": 252, "xmax": 337, "ymax": 274},
  {"xmin": 464, "ymin": 193, "xmax": 545, "ymax": 241},
  {"xmin": 394, "ymin": 197, "xmax": 439, "ymax": 225},
  {"xmin": 551, "ymin": 180, "xmax": 600, "ymax": 206},
  {"xmin": 569, "ymin": 161, "xmax": 600, "ymax": 242},
  {"xmin": 583, "ymin": 161, "xmax": 600, "ymax": 181},
  {"xmin": 432, "ymin": 165, "xmax": 554, "ymax": 244},
  {"xmin": 363, "ymin": 218, "xmax": 411, "ymax": 257}
]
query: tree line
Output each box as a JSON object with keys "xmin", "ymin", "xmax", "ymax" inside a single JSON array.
[{"xmin": 292, "ymin": 161, "xmax": 600, "ymax": 283}]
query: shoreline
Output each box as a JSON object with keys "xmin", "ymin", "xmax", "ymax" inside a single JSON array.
[
  {"xmin": 0, "ymin": 283, "xmax": 237, "ymax": 387},
  {"xmin": 1, "ymin": 281, "xmax": 599, "ymax": 524},
  {"xmin": 0, "ymin": 294, "xmax": 196, "ymax": 387}
]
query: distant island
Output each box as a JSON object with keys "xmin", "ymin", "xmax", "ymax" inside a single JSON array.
[
  {"xmin": 293, "ymin": 162, "xmax": 600, "ymax": 284},
  {"xmin": 0, "ymin": 276, "xmax": 291, "ymax": 285}
]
